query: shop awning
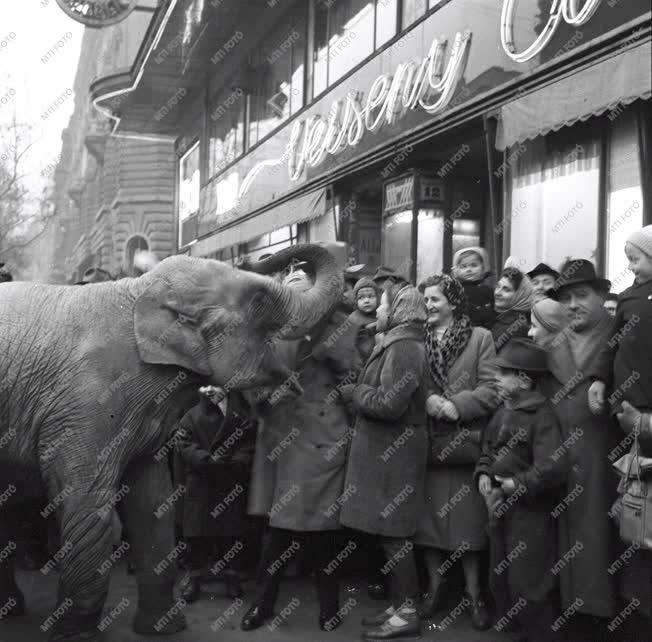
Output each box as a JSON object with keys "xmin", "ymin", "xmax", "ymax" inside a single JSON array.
[
  {"xmin": 496, "ymin": 39, "xmax": 651, "ymax": 151},
  {"xmin": 190, "ymin": 188, "xmax": 327, "ymax": 257}
]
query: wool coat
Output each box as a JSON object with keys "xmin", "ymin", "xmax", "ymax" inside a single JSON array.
[
  {"xmin": 246, "ymin": 308, "xmax": 353, "ymax": 532},
  {"xmin": 460, "ymin": 278, "xmax": 497, "ymax": 329},
  {"xmin": 539, "ymin": 323, "xmax": 621, "ymax": 618},
  {"xmin": 339, "ymin": 323, "xmax": 429, "ymax": 538},
  {"xmin": 491, "ymin": 309, "xmax": 530, "ymax": 353},
  {"xmin": 474, "ymin": 391, "xmax": 567, "ymax": 610},
  {"xmin": 590, "ymin": 277, "xmax": 652, "ymax": 413},
  {"xmin": 415, "ymin": 326, "xmax": 498, "ymax": 550},
  {"xmin": 175, "ymin": 396, "xmax": 254, "ymax": 538}
]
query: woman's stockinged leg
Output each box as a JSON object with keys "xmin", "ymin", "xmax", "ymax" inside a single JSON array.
[
  {"xmin": 461, "ymin": 551, "xmax": 481, "ymax": 599},
  {"xmin": 381, "ymin": 536, "xmax": 419, "ymax": 610}
]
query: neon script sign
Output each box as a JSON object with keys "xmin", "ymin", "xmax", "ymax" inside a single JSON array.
[
  {"xmin": 238, "ymin": 31, "xmax": 471, "ymax": 198},
  {"xmin": 501, "ymin": 0, "xmax": 602, "ymax": 63}
]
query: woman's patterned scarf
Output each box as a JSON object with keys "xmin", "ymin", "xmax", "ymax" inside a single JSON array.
[{"xmin": 424, "ymin": 314, "xmax": 473, "ymax": 393}]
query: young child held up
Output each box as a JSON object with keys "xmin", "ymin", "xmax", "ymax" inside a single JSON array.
[
  {"xmin": 589, "ymin": 225, "xmax": 652, "ymax": 438},
  {"xmin": 474, "ymin": 338, "xmax": 567, "ymax": 642},
  {"xmin": 452, "ymin": 246, "xmax": 496, "ymax": 328}
]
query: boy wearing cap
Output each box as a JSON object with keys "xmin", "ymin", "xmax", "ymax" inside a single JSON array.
[
  {"xmin": 475, "ymin": 338, "xmax": 567, "ymax": 642},
  {"xmin": 527, "ymin": 263, "xmax": 560, "ymax": 303}
]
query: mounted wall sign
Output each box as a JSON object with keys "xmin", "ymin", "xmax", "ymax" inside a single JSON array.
[
  {"xmin": 55, "ymin": 0, "xmax": 138, "ymax": 28},
  {"xmin": 501, "ymin": 0, "xmax": 602, "ymax": 63}
]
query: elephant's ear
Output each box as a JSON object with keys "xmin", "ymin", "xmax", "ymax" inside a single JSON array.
[{"xmin": 134, "ymin": 288, "xmax": 212, "ymax": 376}]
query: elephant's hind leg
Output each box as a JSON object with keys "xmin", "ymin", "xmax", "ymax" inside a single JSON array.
[
  {"xmin": 120, "ymin": 456, "xmax": 187, "ymax": 636},
  {"xmin": 0, "ymin": 507, "xmax": 26, "ymax": 618},
  {"xmin": 48, "ymin": 491, "xmax": 115, "ymax": 641}
]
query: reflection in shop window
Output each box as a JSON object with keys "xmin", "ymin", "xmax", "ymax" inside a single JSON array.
[
  {"xmin": 382, "ymin": 210, "xmax": 412, "ymax": 277},
  {"xmin": 452, "ymin": 218, "xmax": 481, "ymax": 257},
  {"xmin": 506, "ymin": 129, "xmax": 600, "ymax": 274},
  {"xmin": 605, "ymin": 108, "xmax": 644, "ymax": 293},
  {"xmin": 314, "ymin": 0, "xmax": 395, "ymax": 95},
  {"xmin": 208, "ymin": 87, "xmax": 245, "ymax": 178},
  {"xmin": 416, "ymin": 209, "xmax": 444, "ymax": 284},
  {"xmin": 248, "ymin": 4, "xmax": 306, "ymax": 147},
  {"xmin": 179, "ymin": 142, "xmax": 200, "ymax": 245},
  {"xmin": 402, "ymin": 0, "xmax": 426, "ymax": 29}
]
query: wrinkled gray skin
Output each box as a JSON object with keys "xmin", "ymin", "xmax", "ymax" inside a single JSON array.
[{"xmin": 0, "ymin": 244, "xmax": 342, "ymax": 641}]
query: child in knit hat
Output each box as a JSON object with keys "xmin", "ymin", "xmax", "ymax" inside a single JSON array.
[
  {"xmin": 451, "ymin": 246, "xmax": 496, "ymax": 329},
  {"xmin": 589, "ymin": 225, "xmax": 652, "ymax": 428},
  {"xmin": 350, "ymin": 277, "xmax": 380, "ymax": 362}
]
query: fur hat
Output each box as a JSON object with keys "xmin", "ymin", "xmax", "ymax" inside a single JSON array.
[
  {"xmin": 452, "ymin": 246, "xmax": 490, "ymax": 276},
  {"xmin": 353, "ymin": 277, "xmax": 379, "ymax": 300},
  {"xmin": 626, "ymin": 225, "xmax": 652, "ymax": 259}
]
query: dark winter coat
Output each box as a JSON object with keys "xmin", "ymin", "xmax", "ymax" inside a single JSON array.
[
  {"xmin": 460, "ymin": 278, "xmax": 497, "ymax": 329},
  {"xmin": 339, "ymin": 324, "xmax": 429, "ymax": 538},
  {"xmin": 491, "ymin": 309, "xmax": 530, "ymax": 353},
  {"xmin": 247, "ymin": 308, "xmax": 353, "ymax": 531},
  {"xmin": 475, "ymin": 391, "xmax": 566, "ymax": 609},
  {"xmin": 590, "ymin": 277, "xmax": 652, "ymax": 414},
  {"xmin": 539, "ymin": 328, "xmax": 621, "ymax": 618},
  {"xmin": 175, "ymin": 396, "xmax": 254, "ymax": 538}
]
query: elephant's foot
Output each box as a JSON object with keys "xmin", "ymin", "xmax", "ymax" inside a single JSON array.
[
  {"xmin": 49, "ymin": 609, "xmax": 103, "ymax": 642},
  {"xmin": 133, "ymin": 607, "xmax": 187, "ymax": 635}
]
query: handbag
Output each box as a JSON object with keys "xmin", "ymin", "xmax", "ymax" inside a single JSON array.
[
  {"xmin": 611, "ymin": 419, "xmax": 652, "ymax": 550},
  {"xmin": 427, "ymin": 416, "xmax": 484, "ymax": 467}
]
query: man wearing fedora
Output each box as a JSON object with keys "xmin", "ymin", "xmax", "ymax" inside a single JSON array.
[
  {"xmin": 475, "ymin": 338, "xmax": 567, "ymax": 642},
  {"xmin": 540, "ymin": 259, "xmax": 620, "ymax": 641}
]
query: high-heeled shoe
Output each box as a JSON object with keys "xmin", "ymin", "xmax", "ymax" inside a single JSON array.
[
  {"xmin": 465, "ymin": 590, "xmax": 491, "ymax": 630},
  {"xmin": 240, "ymin": 603, "xmax": 274, "ymax": 631}
]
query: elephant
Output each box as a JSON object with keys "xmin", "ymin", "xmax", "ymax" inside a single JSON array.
[{"xmin": 0, "ymin": 243, "xmax": 342, "ymax": 640}]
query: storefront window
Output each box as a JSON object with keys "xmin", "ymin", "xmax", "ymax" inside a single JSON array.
[
  {"xmin": 383, "ymin": 210, "xmax": 413, "ymax": 276},
  {"xmin": 179, "ymin": 142, "xmax": 200, "ymax": 246},
  {"xmin": 416, "ymin": 209, "xmax": 444, "ymax": 284},
  {"xmin": 605, "ymin": 108, "xmax": 644, "ymax": 293},
  {"xmin": 248, "ymin": 5, "xmax": 306, "ymax": 148},
  {"xmin": 245, "ymin": 225, "xmax": 299, "ymax": 262},
  {"xmin": 506, "ymin": 128, "xmax": 600, "ymax": 273},
  {"xmin": 376, "ymin": 0, "xmax": 398, "ymax": 48},
  {"xmin": 401, "ymin": 0, "xmax": 426, "ymax": 29},
  {"xmin": 208, "ymin": 87, "xmax": 245, "ymax": 178},
  {"xmin": 313, "ymin": 0, "xmax": 394, "ymax": 95}
]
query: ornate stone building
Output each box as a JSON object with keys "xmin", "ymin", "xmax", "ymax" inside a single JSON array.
[{"xmin": 52, "ymin": 2, "xmax": 175, "ymax": 283}]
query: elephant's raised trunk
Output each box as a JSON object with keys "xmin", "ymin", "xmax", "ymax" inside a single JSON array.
[{"xmin": 245, "ymin": 243, "xmax": 344, "ymax": 339}]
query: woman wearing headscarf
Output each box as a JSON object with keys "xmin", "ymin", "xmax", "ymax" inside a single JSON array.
[
  {"xmin": 339, "ymin": 282, "xmax": 430, "ymax": 641},
  {"xmin": 528, "ymin": 298, "xmax": 568, "ymax": 350},
  {"xmin": 491, "ymin": 267, "xmax": 534, "ymax": 352},
  {"xmin": 414, "ymin": 274, "xmax": 500, "ymax": 631}
]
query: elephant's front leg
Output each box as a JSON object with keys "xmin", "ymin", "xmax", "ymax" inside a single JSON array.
[
  {"xmin": 120, "ymin": 456, "xmax": 187, "ymax": 636},
  {"xmin": 49, "ymin": 492, "xmax": 115, "ymax": 641}
]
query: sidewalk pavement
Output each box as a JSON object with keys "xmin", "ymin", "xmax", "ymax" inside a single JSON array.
[{"xmin": 3, "ymin": 563, "xmax": 514, "ymax": 641}]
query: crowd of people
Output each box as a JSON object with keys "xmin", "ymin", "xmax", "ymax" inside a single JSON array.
[
  {"xmin": 2, "ymin": 227, "xmax": 650, "ymax": 642},
  {"xmin": 163, "ymin": 226, "xmax": 652, "ymax": 642}
]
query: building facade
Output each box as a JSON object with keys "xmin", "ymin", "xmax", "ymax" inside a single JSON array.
[
  {"xmin": 92, "ymin": 0, "xmax": 651, "ymax": 291},
  {"xmin": 53, "ymin": 2, "xmax": 176, "ymax": 284}
]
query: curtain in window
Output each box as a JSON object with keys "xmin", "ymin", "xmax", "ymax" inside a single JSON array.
[
  {"xmin": 605, "ymin": 107, "xmax": 644, "ymax": 292},
  {"xmin": 506, "ymin": 128, "xmax": 600, "ymax": 273}
]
